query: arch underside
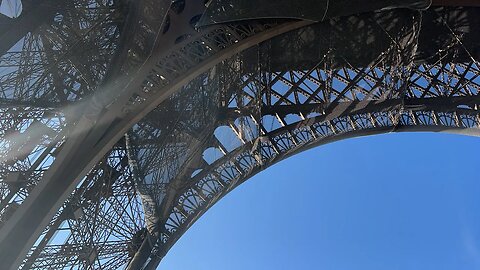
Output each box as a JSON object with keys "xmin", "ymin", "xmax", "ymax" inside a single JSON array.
[
  {"xmin": 143, "ymin": 72, "xmax": 480, "ymax": 265},
  {"xmin": 0, "ymin": 2, "xmax": 479, "ymax": 270},
  {"xmin": 126, "ymin": 6, "xmax": 480, "ymax": 267},
  {"xmin": 154, "ymin": 103, "xmax": 480, "ymax": 257}
]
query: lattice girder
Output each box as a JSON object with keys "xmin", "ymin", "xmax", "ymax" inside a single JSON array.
[
  {"xmin": 120, "ymin": 6, "xmax": 480, "ymax": 268},
  {"xmin": 0, "ymin": 1, "xmax": 479, "ymax": 270},
  {"xmin": 139, "ymin": 58, "xmax": 480, "ymax": 268},
  {"xmin": 0, "ymin": 0, "xmax": 171, "ymax": 268}
]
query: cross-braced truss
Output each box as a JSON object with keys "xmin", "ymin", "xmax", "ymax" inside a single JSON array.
[{"xmin": 0, "ymin": 0, "xmax": 479, "ymax": 269}]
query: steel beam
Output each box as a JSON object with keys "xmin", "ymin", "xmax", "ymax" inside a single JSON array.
[
  {"xmin": 0, "ymin": 19, "xmax": 308, "ymax": 270},
  {"xmin": 0, "ymin": 3, "xmax": 479, "ymax": 269}
]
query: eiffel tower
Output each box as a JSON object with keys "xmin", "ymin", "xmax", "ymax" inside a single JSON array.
[{"xmin": 0, "ymin": 0, "xmax": 479, "ymax": 269}]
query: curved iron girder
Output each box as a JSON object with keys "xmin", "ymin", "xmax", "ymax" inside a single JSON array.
[
  {"xmin": 29, "ymin": 6, "xmax": 478, "ymax": 269},
  {"xmin": 0, "ymin": 2, "xmax": 311, "ymax": 270},
  {"xmin": 0, "ymin": 2, "xmax": 478, "ymax": 270},
  {"xmin": 11, "ymin": 17, "xmax": 311, "ymax": 270},
  {"xmin": 148, "ymin": 101, "xmax": 480, "ymax": 266},
  {"xmin": 128, "ymin": 6, "xmax": 480, "ymax": 264}
]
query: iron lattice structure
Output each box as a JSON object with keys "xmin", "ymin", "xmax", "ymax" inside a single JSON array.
[{"xmin": 0, "ymin": 0, "xmax": 479, "ymax": 269}]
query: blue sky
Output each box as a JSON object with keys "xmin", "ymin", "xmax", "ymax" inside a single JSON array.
[{"xmin": 159, "ymin": 132, "xmax": 479, "ymax": 270}]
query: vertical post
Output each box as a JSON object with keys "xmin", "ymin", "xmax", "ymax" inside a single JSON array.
[{"xmin": 124, "ymin": 133, "xmax": 160, "ymax": 269}]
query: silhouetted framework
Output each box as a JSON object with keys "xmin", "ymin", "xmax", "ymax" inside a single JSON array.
[{"xmin": 0, "ymin": 0, "xmax": 478, "ymax": 269}]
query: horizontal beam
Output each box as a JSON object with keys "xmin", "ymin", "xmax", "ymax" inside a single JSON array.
[{"xmin": 220, "ymin": 95, "xmax": 480, "ymax": 121}]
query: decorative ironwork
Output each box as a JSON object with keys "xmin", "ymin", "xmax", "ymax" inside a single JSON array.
[{"xmin": 0, "ymin": 1, "xmax": 478, "ymax": 269}]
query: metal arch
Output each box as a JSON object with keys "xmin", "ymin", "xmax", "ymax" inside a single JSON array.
[
  {"xmin": 18, "ymin": 21, "xmax": 308, "ymax": 270},
  {"xmin": 22, "ymin": 5, "xmax": 480, "ymax": 269},
  {"xmin": 0, "ymin": 2, "xmax": 479, "ymax": 270},
  {"xmin": 127, "ymin": 6, "xmax": 480, "ymax": 264},
  {"xmin": 148, "ymin": 105, "xmax": 480, "ymax": 266},
  {"xmin": 3, "ymin": 5, "xmax": 422, "ymax": 269},
  {"xmin": 0, "ymin": 1, "xmax": 311, "ymax": 269}
]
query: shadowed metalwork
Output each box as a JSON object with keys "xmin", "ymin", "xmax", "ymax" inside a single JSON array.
[{"xmin": 0, "ymin": 0, "xmax": 478, "ymax": 269}]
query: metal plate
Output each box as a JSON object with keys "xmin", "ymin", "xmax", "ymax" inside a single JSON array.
[{"xmin": 198, "ymin": 0, "xmax": 432, "ymax": 26}]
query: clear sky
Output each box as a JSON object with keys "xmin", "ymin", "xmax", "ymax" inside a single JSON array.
[{"xmin": 159, "ymin": 132, "xmax": 479, "ymax": 270}]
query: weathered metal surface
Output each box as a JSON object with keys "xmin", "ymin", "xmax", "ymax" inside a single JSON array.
[{"xmin": 0, "ymin": 1, "xmax": 478, "ymax": 269}]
